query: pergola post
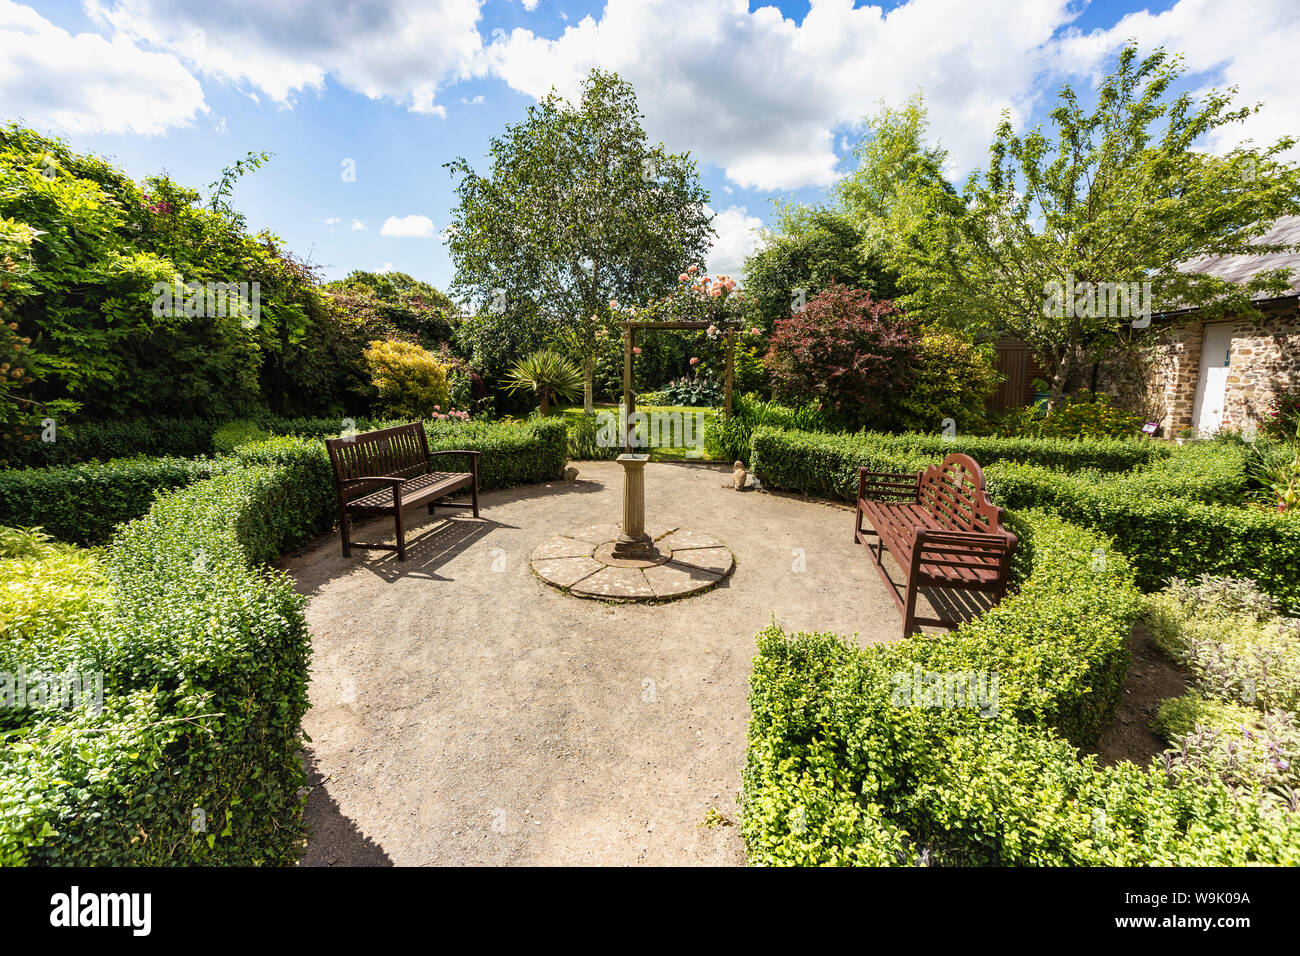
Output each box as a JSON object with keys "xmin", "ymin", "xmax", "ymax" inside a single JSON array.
[{"xmin": 724, "ymin": 329, "xmax": 735, "ymax": 419}]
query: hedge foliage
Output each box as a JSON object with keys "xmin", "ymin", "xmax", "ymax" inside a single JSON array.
[
  {"xmin": 743, "ymin": 511, "xmax": 1300, "ymax": 865},
  {"xmin": 983, "ymin": 460, "xmax": 1300, "ymax": 612},
  {"xmin": 0, "ymin": 418, "xmax": 569, "ymax": 546},
  {"xmin": 0, "ymin": 456, "xmax": 218, "ymax": 546},
  {"xmin": 0, "ymin": 460, "xmax": 318, "ymax": 864},
  {"xmin": 0, "ymin": 416, "xmax": 568, "ymax": 864},
  {"xmin": 749, "ymin": 426, "xmax": 1169, "ymax": 502},
  {"xmin": 749, "ymin": 426, "xmax": 1293, "ymax": 611}
]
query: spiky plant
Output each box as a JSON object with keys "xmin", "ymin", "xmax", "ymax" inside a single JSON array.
[{"xmin": 503, "ymin": 350, "xmax": 585, "ymax": 416}]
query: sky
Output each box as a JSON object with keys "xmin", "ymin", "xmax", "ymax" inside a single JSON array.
[{"xmin": 3, "ymin": 0, "xmax": 1299, "ymax": 295}]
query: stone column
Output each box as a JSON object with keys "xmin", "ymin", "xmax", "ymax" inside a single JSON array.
[{"xmin": 613, "ymin": 453, "xmax": 653, "ymax": 558}]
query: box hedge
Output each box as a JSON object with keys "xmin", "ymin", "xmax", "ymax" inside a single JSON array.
[
  {"xmin": 0, "ymin": 463, "xmax": 315, "ymax": 865},
  {"xmin": 743, "ymin": 510, "xmax": 1300, "ymax": 866},
  {"xmin": 0, "ymin": 418, "xmax": 568, "ymax": 864},
  {"xmin": 0, "ymin": 418, "xmax": 569, "ymax": 547}
]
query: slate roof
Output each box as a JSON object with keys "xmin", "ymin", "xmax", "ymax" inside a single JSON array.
[{"xmin": 1180, "ymin": 214, "xmax": 1300, "ymax": 299}]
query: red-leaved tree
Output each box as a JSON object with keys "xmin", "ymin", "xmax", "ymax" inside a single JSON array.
[{"xmin": 764, "ymin": 283, "xmax": 920, "ymax": 425}]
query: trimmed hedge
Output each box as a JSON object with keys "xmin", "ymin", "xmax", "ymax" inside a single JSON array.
[
  {"xmin": 0, "ymin": 417, "xmax": 220, "ymax": 468},
  {"xmin": 0, "ymin": 456, "xmax": 219, "ymax": 546},
  {"xmin": 983, "ymin": 461, "xmax": 1300, "ymax": 613},
  {"xmin": 749, "ymin": 426, "xmax": 1295, "ymax": 611},
  {"xmin": 0, "ymin": 418, "xmax": 569, "ymax": 547},
  {"xmin": 743, "ymin": 510, "xmax": 1300, "ymax": 865},
  {"xmin": 0, "ymin": 416, "xmax": 567, "ymax": 864},
  {"xmin": 0, "ymin": 462, "xmax": 316, "ymax": 864},
  {"xmin": 748, "ymin": 426, "xmax": 1168, "ymax": 503}
]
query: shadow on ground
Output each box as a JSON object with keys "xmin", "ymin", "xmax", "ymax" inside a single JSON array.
[{"xmin": 297, "ymin": 753, "xmax": 393, "ymax": 867}]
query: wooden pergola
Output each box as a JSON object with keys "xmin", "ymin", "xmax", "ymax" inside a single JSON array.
[{"xmin": 621, "ymin": 320, "xmax": 739, "ymax": 453}]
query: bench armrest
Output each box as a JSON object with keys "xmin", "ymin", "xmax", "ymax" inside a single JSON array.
[
  {"xmin": 857, "ymin": 466, "xmax": 918, "ymax": 502},
  {"xmin": 429, "ymin": 449, "xmax": 480, "ymax": 479}
]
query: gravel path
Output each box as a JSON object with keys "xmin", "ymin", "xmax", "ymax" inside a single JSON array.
[{"xmin": 288, "ymin": 460, "xmax": 907, "ymax": 866}]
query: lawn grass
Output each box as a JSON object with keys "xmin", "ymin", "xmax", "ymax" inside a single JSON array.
[{"xmin": 557, "ymin": 403, "xmax": 719, "ymax": 461}]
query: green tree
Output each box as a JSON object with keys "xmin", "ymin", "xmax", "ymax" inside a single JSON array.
[
  {"xmin": 445, "ymin": 69, "xmax": 713, "ymax": 411},
  {"xmin": 323, "ymin": 270, "xmax": 458, "ymax": 345},
  {"xmin": 743, "ymin": 204, "xmax": 898, "ymax": 331},
  {"xmin": 850, "ymin": 48, "xmax": 1300, "ymax": 409}
]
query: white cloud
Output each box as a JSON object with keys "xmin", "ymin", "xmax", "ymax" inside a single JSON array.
[
  {"xmin": 351, "ymin": 219, "xmax": 367, "ymax": 231},
  {"xmin": 0, "ymin": 0, "xmax": 205, "ymax": 135},
  {"xmin": 87, "ymin": 0, "xmax": 484, "ymax": 116},
  {"xmin": 1055, "ymin": 0, "xmax": 1300, "ymax": 159},
  {"xmin": 381, "ymin": 214, "xmax": 435, "ymax": 238},
  {"xmin": 487, "ymin": 0, "xmax": 1075, "ymax": 189},
  {"xmin": 706, "ymin": 205, "xmax": 762, "ymax": 279},
  {"xmin": 323, "ymin": 217, "xmax": 340, "ymax": 225},
  {"xmin": 376, "ymin": 262, "xmax": 394, "ymax": 273}
]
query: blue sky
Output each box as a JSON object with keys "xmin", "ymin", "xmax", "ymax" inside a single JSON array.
[{"xmin": 4, "ymin": 0, "xmax": 1297, "ymax": 296}]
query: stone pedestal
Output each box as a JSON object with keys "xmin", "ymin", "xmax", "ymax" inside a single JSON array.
[{"xmin": 612, "ymin": 453, "xmax": 654, "ymax": 560}]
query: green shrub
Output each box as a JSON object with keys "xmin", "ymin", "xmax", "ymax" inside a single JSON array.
[
  {"xmin": 983, "ymin": 461, "xmax": 1300, "ymax": 612},
  {"xmin": 0, "ymin": 417, "xmax": 220, "ymax": 468},
  {"xmin": 0, "ymin": 456, "xmax": 217, "ymax": 546},
  {"xmin": 743, "ymin": 511, "xmax": 1300, "ymax": 865},
  {"xmin": 704, "ymin": 397, "xmax": 831, "ymax": 465},
  {"xmin": 213, "ymin": 419, "xmax": 271, "ymax": 455},
  {"xmin": 1152, "ymin": 692, "xmax": 1262, "ymax": 741},
  {"xmin": 0, "ymin": 462, "xmax": 313, "ymax": 864},
  {"xmin": 1037, "ymin": 390, "xmax": 1144, "ymax": 439},
  {"xmin": 0, "ymin": 527, "xmax": 106, "ymax": 642},
  {"xmin": 566, "ymin": 411, "xmax": 619, "ymax": 461},
  {"xmin": 749, "ymin": 427, "xmax": 1168, "ymax": 501}
]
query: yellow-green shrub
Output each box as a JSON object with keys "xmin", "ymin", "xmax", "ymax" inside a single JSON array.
[{"xmin": 363, "ymin": 339, "xmax": 452, "ymax": 419}]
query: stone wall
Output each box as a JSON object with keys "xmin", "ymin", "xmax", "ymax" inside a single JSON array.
[{"xmin": 1093, "ymin": 298, "xmax": 1299, "ymax": 436}]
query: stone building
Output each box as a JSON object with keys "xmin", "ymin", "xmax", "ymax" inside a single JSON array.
[
  {"xmin": 991, "ymin": 216, "xmax": 1300, "ymax": 436},
  {"xmin": 1138, "ymin": 215, "xmax": 1300, "ymax": 437}
]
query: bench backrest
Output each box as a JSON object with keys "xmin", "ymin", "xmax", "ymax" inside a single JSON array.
[
  {"xmin": 326, "ymin": 422, "xmax": 430, "ymax": 500},
  {"xmin": 917, "ymin": 453, "xmax": 1004, "ymax": 535}
]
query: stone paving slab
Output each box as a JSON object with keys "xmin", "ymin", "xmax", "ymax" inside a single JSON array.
[
  {"xmin": 532, "ymin": 535, "xmax": 596, "ymax": 560},
  {"xmin": 671, "ymin": 546, "xmax": 733, "ymax": 575},
  {"xmin": 532, "ymin": 555, "xmax": 603, "ymax": 588},
  {"xmin": 643, "ymin": 560, "xmax": 723, "ymax": 598},
  {"xmin": 562, "ymin": 523, "xmax": 622, "ymax": 544},
  {"xmin": 658, "ymin": 528, "xmax": 725, "ymax": 551},
  {"xmin": 569, "ymin": 566, "xmax": 656, "ymax": 599}
]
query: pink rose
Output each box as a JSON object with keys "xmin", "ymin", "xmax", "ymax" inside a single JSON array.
[
  {"xmin": 690, "ymin": 357, "xmax": 698, "ymax": 365},
  {"xmin": 678, "ymin": 273, "xmax": 689, "ymax": 282},
  {"xmin": 633, "ymin": 347, "xmax": 642, "ymax": 354}
]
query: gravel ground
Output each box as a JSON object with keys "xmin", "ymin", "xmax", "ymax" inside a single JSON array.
[{"xmin": 287, "ymin": 459, "xmax": 920, "ymax": 866}]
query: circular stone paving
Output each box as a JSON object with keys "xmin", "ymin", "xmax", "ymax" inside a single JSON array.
[{"xmin": 530, "ymin": 523, "xmax": 735, "ymax": 601}]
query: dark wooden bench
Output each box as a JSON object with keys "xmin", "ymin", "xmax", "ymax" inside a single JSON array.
[
  {"xmin": 854, "ymin": 452, "xmax": 1016, "ymax": 636},
  {"xmin": 325, "ymin": 421, "xmax": 479, "ymax": 561}
]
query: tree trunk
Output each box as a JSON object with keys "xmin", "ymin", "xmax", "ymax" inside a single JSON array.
[
  {"xmin": 540, "ymin": 392, "xmax": 550, "ymax": 417},
  {"xmin": 583, "ymin": 355, "xmax": 594, "ymax": 414},
  {"xmin": 1046, "ymin": 349, "xmax": 1071, "ymax": 412}
]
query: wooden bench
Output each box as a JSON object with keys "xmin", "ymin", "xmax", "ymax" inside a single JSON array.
[
  {"xmin": 854, "ymin": 452, "xmax": 1016, "ymax": 636},
  {"xmin": 325, "ymin": 421, "xmax": 480, "ymax": 561}
]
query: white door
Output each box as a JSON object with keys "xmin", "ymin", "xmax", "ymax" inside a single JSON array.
[{"xmin": 1192, "ymin": 322, "xmax": 1233, "ymax": 436}]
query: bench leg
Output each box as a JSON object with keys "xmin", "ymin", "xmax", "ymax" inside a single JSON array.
[
  {"xmin": 471, "ymin": 481, "xmax": 480, "ymax": 519},
  {"xmin": 339, "ymin": 512, "xmax": 352, "ymax": 557},
  {"xmin": 395, "ymin": 509, "xmax": 407, "ymax": 562},
  {"xmin": 901, "ymin": 580, "xmax": 919, "ymax": 637},
  {"xmin": 428, "ymin": 502, "xmax": 436, "ymax": 515}
]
